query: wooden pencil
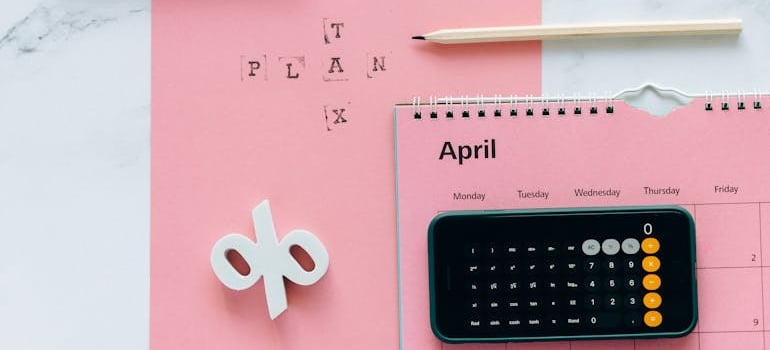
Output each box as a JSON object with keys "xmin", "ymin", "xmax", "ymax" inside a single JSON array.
[{"xmin": 412, "ymin": 19, "xmax": 742, "ymax": 44}]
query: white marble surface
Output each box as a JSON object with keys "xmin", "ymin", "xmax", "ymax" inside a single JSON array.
[
  {"xmin": 0, "ymin": 1, "xmax": 149, "ymax": 349},
  {"xmin": 543, "ymin": 0, "xmax": 770, "ymax": 107},
  {"xmin": 1, "ymin": 0, "xmax": 768, "ymax": 349}
]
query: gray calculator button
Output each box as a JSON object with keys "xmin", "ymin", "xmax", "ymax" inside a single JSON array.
[
  {"xmin": 622, "ymin": 238, "xmax": 640, "ymax": 254},
  {"xmin": 582, "ymin": 239, "xmax": 601, "ymax": 256},
  {"xmin": 602, "ymin": 239, "xmax": 620, "ymax": 255}
]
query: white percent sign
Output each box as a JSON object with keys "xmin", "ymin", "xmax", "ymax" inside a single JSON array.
[{"xmin": 210, "ymin": 200, "xmax": 329, "ymax": 319}]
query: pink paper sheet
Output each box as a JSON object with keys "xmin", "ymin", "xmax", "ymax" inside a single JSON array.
[
  {"xmin": 395, "ymin": 98, "xmax": 770, "ymax": 349},
  {"xmin": 151, "ymin": 1, "xmax": 540, "ymax": 349}
]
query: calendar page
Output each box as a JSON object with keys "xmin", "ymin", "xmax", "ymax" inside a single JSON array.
[{"xmin": 395, "ymin": 97, "xmax": 770, "ymax": 350}]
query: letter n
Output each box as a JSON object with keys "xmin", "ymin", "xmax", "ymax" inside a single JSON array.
[{"xmin": 367, "ymin": 53, "xmax": 388, "ymax": 79}]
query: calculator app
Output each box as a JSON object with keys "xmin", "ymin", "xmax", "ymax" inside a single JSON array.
[{"xmin": 428, "ymin": 207, "xmax": 697, "ymax": 342}]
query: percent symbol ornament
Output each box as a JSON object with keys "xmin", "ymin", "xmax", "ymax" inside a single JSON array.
[{"xmin": 210, "ymin": 200, "xmax": 329, "ymax": 319}]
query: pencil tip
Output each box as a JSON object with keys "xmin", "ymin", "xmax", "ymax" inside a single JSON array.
[{"xmin": 412, "ymin": 36, "xmax": 425, "ymax": 40}]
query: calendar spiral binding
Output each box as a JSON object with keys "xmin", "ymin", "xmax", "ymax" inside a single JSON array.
[{"xmin": 409, "ymin": 90, "xmax": 767, "ymax": 120}]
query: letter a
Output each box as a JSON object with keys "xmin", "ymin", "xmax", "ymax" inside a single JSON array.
[
  {"xmin": 439, "ymin": 142, "xmax": 457, "ymax": 161},
  {"xmin": 328, "ymin": 57, "xmax": 344, "ymax": 73}
]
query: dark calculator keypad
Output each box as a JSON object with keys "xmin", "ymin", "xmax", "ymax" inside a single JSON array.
[{"xmin": 428, "ymin": 207, "xmax": 697, "ymax": 343}]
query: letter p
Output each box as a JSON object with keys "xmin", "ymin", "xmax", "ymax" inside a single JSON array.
[{"xmin": 458, "ymin": 146, "xmax": 472, "ymax": 165}]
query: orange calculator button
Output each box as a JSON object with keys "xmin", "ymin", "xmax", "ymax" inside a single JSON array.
[
  {"xmin": 644, "ymin": 310, "xmax": 663, "ymax": 327},
  {"xmin": 642, "ymin": 256, "xmax": 661, "ymax": 272},
  {"xmin": 643, "ymin": 292, "xmax": 662, "ymax": 309},
  {"xmin": 643, "ymin": 274, "xmax": 661, "ymax": 290},
  {"xmin": 641, "ymin": 238, "xmax": 660, "ymax": 254}
]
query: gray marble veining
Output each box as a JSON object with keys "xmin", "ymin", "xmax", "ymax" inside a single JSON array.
[{"xmin": 1, "ymin": 2, "xmax": 146, "ymax": 56}]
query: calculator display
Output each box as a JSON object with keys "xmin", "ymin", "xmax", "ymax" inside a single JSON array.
[{"xmin": 428, "ymin": 206, "xmax": 697, "ymax": 343}]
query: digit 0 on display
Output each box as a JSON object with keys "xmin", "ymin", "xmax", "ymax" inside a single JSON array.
[{"xmin": 428, "ymin": 206, "xmax": 697, "ymax": 343}]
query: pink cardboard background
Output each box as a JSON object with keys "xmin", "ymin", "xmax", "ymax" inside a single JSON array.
[{"xmin": 151, "ymin": 0, "xmax": 541, "ymax": 349}]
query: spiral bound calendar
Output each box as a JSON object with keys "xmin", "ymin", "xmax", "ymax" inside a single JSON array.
[{"xmin": 395, "ymin": 93, "xmax": 770, "ymax": 350}]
